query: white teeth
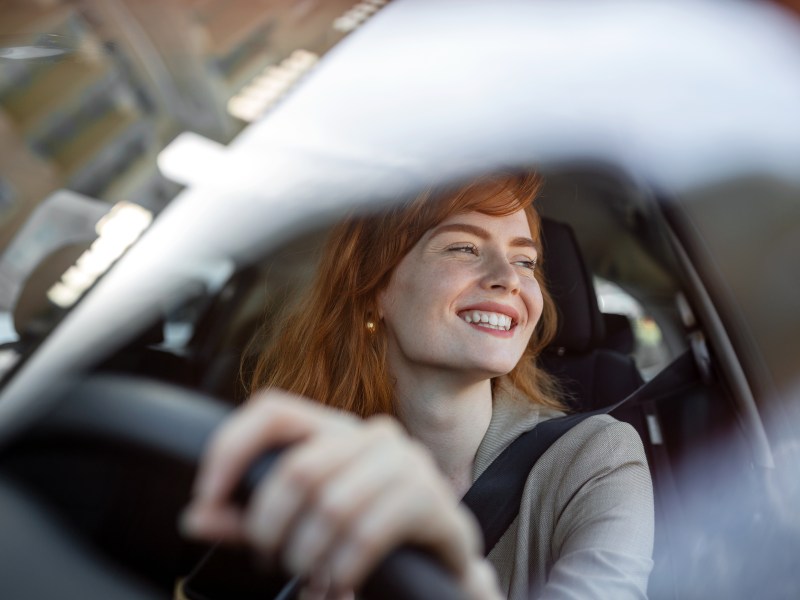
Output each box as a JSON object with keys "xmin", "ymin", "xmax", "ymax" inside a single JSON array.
[{"xmin": 459, "ymin": 310, "xmax": 513, "ymax": 331}]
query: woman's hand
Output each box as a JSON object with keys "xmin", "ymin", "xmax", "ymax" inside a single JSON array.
[{"xmin": 181, "ymin": 390, "xmax": 502, "ymax": 600}]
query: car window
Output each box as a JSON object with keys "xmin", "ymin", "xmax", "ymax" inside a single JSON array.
[
  {"xmin": 594, "ymin": 276, "xmax": 672, "ymax": 379},
  {"xmin": 0, "ymin": 0, "xmax": 387, "ymax": 370}
]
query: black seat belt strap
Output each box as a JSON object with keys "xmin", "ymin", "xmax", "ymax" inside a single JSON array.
[
  {"xmin": 462, "ymin": 351, "xmax": 693, "ymax": 555},
  {"xmin": 461, "ymin": 410, "xmax": 605, "ymax": 555}
]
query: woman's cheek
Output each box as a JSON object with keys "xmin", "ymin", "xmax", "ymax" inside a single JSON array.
[{"xmin": 523, "ymin": 279, "xmax": 544, "ymax": 327}]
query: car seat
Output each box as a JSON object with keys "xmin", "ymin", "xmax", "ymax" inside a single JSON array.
[
  {"xmin": 538, "ymin": 218, "xmax": 644, "ymax": 412},
  {"xmin": 601, "ymin": 312, "xmax": 636, "ymax": 354}
]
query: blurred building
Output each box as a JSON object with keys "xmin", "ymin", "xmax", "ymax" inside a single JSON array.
[{"xmin": 0, "ymin": 0, "xmax": 388, "ymax": 340}]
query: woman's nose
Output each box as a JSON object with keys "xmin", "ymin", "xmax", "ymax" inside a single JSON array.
[{"xmin": 481, "ymin": 252, "xmax": 521, "ymax": 294}]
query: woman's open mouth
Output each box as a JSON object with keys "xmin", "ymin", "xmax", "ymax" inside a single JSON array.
[{"xmin": 457, "ymin": 310, "xmax": 515, "ymax": 332}]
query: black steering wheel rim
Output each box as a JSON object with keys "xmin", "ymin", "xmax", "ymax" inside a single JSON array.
[{"xmin": 0, "ymin": 374, "xmax": 467, "ymax": 600}]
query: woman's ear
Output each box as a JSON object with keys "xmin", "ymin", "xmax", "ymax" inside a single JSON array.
[{"xmin": 376, "ymin": 290, "xmax": 386, "ymax": 319}]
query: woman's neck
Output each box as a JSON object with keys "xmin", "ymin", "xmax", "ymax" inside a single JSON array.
[{"xmin": 393, "ymin": 370, "xmax": 493, "ymax": 497}]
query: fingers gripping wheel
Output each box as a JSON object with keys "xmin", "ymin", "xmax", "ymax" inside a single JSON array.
[{"xmin": 23, "ymin": 376, "xmax": 467, "ymax": 600}]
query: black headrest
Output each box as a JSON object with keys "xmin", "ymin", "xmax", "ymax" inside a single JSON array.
[
  {"xmin": 540, "ymin": 218, "xmax": 605, "ymax": 353},
  {"xmin": 601, "ymin": 313, "xmax": 636, "ymax": 355}
]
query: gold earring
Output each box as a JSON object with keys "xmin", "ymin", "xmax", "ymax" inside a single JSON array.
[{"xmin": 366, "ymin": 320, "xmax": 376, "ymax": 333}]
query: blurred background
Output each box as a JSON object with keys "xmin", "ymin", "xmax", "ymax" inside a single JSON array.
[{"xmin": 0, "ymin": 0, "xmax": 388, "ymax": 346}]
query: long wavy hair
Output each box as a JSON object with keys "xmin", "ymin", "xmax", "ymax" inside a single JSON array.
[{"xmin": 247, "ymin": 171, "xmax": 566, "ymax": 416}]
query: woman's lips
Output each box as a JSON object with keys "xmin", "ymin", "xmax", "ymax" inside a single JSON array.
[
  {"xmin": 457, "ymin": 301, "xmax": 520, "ymax": 324},
  {"xmin": 456, "ymin": 302, "xmax": 521, "ymax": 337}
]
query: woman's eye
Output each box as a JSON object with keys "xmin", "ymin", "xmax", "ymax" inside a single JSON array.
[
  {"xmin": 447, "ymin": 244, "xmax": 478, "ymax": 255},
  {"xmin": 513, "ymin": 259, "xmax": 537, "ymax": 272}
]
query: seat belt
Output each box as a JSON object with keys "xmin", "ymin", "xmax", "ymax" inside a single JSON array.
[{"xmin": 462, "ymin": 351, "xmax": 693, "ymax": 555}]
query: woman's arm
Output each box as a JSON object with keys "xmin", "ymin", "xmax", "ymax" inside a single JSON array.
[
  {"xmin": 181, "ymin": 389, "xmax": 502, "ymax": 600},
  {"xmin": 541, "ymin": 418, "xmax": 654, "ymax": 600}
]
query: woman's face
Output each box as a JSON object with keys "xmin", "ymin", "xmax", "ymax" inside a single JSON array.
[{"xmin": 378, "ymin": 208, "xmax": 543, "ymax": 384}]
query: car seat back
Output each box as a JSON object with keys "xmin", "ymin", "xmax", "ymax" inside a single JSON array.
[{"xmin": 538, "ymin": 218, "xmax": 643, "ymax": 412}]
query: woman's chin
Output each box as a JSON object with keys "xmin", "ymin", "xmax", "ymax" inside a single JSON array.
[{"xmin": 451, "ymin": 359, "xmax": 518, "ymax": 383}]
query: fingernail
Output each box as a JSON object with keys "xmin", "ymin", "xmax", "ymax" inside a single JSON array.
[
  {"xmin": 286, "ymin": 516, "xmax": 329, "ymax": 575},
  {"xmin": 330, "ymin": 543, "xmax": 359, "ymax": 591}
]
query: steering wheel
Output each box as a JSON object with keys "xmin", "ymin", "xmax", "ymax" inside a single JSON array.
[{"xmin": 0, "ymin": 375, "xmax": 467, "ymax": 600}]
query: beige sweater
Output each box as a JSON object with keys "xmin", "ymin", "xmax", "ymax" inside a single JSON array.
[{"xmin": 475, "ymin": 390, "xmax": 654, "ymax": 600}]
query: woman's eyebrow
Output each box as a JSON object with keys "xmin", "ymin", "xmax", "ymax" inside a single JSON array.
[
  {"xmin": 430, "ymin": 223, "xmax": 539, "ymax": 253},
  {"xmin": 430, "ymin": 223, "xmax": 490, "ymax": 239},
  {"xmin": 510, "ymin": 236, "xmax": 540, "ymax": 254}
]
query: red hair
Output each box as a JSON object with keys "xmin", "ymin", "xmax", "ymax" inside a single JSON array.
[{"xmin": 248, "ymin": 171, "xmax": 566, "ymax": 416}]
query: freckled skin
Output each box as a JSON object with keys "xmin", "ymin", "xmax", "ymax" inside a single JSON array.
[{"xmin": 378, "ymin": 210, "xmax": 543, "ymax": 384}]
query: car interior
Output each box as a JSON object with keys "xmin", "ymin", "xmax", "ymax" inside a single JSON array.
[
  {"xmin": 0, "ymin": 163, "xmax": 785, "ymax": 599},
  {"xmin": 2, "ymin": 0, "xmax": 800, "ymax": 597}
]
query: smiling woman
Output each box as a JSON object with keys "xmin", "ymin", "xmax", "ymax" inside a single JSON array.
[
  {"xmin": 380, "ymin": 210, "xmax": 543, "ymax": 387},
  {"xmin": 181, "ymin": 171, "xmax": 654, "ymax": 600},
  {"xmin": 250, "ymin": 171, "xmax": 562, "ymax": 417}
]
